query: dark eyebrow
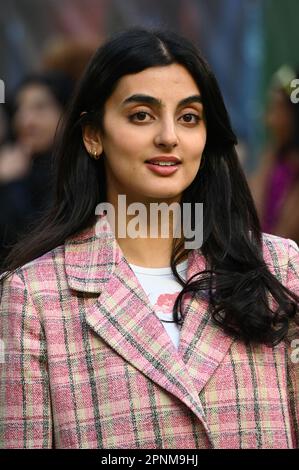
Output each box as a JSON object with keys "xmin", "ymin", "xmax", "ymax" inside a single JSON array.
[
  {"xmin": 178, "ymin": 95, "xmax": 203, "ymax": 107},
  {"xmin": 121, "ymin": 94, "xmax": 202, "ymax": 108},
  {"xmin": 122, "ymin": 94, "xmax": 161, "ymax": 107}
]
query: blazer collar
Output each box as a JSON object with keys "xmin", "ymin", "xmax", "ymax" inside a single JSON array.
[
  {"xmin": 64, "ymin": 215, "xmax": 122, "ymax": 293},
  {"xmin": 64, "ymin": 214, "xmax": 205, "ymax": 293}
]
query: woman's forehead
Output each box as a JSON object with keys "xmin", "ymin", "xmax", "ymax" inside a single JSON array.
[{"xmin": 110, "ymin": 64, "xmax": 201, "ymax": 104}]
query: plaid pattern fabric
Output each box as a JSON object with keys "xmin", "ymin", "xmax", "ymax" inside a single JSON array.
[{"xmin": 0, "ymin": 215, "xmax": 298, "ymax": 448}]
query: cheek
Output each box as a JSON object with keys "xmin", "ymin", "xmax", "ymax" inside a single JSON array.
[
  {"xmin": 36, "ymin": 125, "xmax": 55, "ymax": 143},
  {"xmin": 44, "ymin": 110, "xmax": 61, "ymax": 130},
  {"xmin": 13, "ymin": 114, "xmax": 25, "ymax": 135},
  {"xmin": 187, "ymin": 132, "xmax": 207, "ymax": 159},
  {"xmin": 103, "ymin": 126, "xmax": 146, "ymax": 159},
  {"xmin": 28, "ymin": 114, "xmax": 59, "ymax": 140}
]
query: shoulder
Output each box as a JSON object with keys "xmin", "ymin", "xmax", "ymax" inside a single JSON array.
[
  {"xmin": 260, "ymin": 233, "xmax": 299, "ymax": 345},
  {"xmin": 0, "ymin": 244, "xmax": 65, "ymax": 294},
  {"xmin": 262, "ymin": 231, "xmax": 298, "ymax": 251},
  {"xmin": 261, "ymin": 232, "xmax": 298, "ymax": 286}
]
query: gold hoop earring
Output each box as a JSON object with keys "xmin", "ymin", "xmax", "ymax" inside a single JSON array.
[{"xmin": 89, "ymin": 149, "xmax": 101, "ymax": 160}]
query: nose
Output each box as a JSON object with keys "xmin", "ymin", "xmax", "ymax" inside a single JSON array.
[{"xmin": 154, "ymin": 118, "xmax": 179, "ymax": 149}]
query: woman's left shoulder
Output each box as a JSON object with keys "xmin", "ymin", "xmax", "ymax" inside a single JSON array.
[{"xmin": 261, "ymin": 232, "xmax": 299, "ymax": 284}]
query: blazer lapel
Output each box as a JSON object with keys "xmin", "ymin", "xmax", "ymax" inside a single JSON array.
[
  {"xmin": 64, "ymin": 215, "xmax": 213, "ymax": 441},
  {"xmin": 178, "ymin": 249, "xmax": 235, "ymax": 394}
]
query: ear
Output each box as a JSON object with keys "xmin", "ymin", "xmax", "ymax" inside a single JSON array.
[{"xmin": 82, "ymin": 124, "xmax": 103, "ymax": 156}]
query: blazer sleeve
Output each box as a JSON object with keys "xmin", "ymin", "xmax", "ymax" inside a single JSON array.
[
  {"xmin": 286, "ymin": 239, "xmax": 299, "ymax": 448},
  {"xmin": 0, "ymin": 270, "xmax": 53, "ymax": 448}
]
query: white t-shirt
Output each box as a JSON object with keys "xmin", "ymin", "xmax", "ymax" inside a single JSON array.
[{"xmin": 129, "ymin": 260, "xmax": 188, "ymax": 349}]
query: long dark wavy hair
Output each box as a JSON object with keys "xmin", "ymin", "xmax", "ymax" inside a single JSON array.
[{"xmin": 2, "ymin": 28, "xmax": 298, "ymax": 345}]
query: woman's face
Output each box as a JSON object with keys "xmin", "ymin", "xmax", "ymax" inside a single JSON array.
[
  {"xmin": 85, "ymin": 63, "xmax": 207, "ymax": 204},
  {"xmin": 13, "ymin": 83, "xmax": 62, "ymax": 155}
]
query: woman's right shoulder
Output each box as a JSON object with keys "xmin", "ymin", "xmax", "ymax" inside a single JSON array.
[
  {"xmin": 0, "ymin": 220, "xmax": 100, "ymax": 294},
  {"xmin": 0, "ymin": 243, "xmax": 65, "ymax": 289}
]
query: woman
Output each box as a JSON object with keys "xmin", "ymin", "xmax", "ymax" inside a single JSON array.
[
  {"xmin": 0, "ymin": 29, "xmax": 298, "ymax": 449},
  {"xmin": 0, "ymin": 72, "xmax": 74, "ymax": 265},
  {"xmin": 250, "ymin": 66, "xmax": 299, "ymax": 244}
]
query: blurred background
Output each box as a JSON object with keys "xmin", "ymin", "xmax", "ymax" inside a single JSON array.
[{"xmin": 1, "ymin": 0, "xmax": 299, "ymax": 264}]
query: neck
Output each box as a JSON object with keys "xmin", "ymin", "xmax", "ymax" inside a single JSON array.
[{"xmin": 105, "ymin": 193, "xmax": 185, "ymax": 268}]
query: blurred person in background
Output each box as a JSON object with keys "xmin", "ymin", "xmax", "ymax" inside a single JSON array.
[
  {"xmin": 249, "ymin": 66, "xmax": 299, "ymax": 244},
  {"xmin": 0, "ymin": 72, "xmax": 74, "ymax": 265},
  {"xmin": 40, "ymin": 38, "xmax": 99, "ymax": 83}
]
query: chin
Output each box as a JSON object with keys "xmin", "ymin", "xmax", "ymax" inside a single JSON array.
[{"xmin": 144, "ymin": 192, "xmax": 182, "ymax": 202}]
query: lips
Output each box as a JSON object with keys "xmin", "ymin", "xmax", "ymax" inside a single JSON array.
[
  {"xmin": 145, "ymin": 156, "xmax": 181, "ymax": 165},
  {"xmin": 145, "ymin": 158, "xmax": 181, "ymax": 176}
]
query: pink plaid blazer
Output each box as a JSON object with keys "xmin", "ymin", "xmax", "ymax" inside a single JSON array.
[{"xmin": 0, "ymin": 215, "xmax": 298, "ymax": 449}]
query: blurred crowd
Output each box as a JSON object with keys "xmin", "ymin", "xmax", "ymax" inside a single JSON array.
[
  {"xmin": 0, "ymin": 39, "xmax": 97, "ymax": 269},
  {"xmin": 1, "ymin": 37, "xmax": 299, "ymax": 270}
]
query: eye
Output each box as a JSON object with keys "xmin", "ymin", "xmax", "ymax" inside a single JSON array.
[
  {"xmin": 128, "ymin": 111, "xmax": 153, "ymax": 123},
  {"xmin": 180, "ymin": 113, "xmax": 201, "ymax": 124}
]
